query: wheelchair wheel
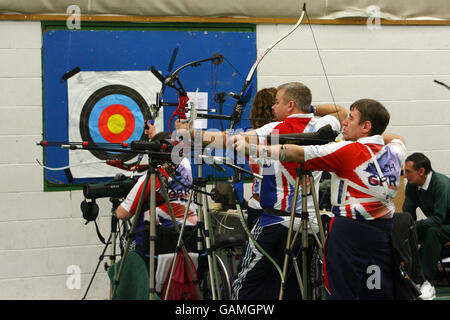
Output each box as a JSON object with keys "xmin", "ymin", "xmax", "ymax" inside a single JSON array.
[
  {"xmin": 197, "ymin": 252, "xmax": 233, "ymax": 300},
  {"xmin": 215, "ymin": 254, "xmax": 232, "ymax": 299}
]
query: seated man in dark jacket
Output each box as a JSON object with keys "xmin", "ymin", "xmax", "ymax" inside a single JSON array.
[{"xmin": 403, "ymin": 152, "xmax": 450, "ymax": 289}]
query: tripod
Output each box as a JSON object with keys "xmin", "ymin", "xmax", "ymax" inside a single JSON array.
[
  {"xmin": 110, "ymin": 159, "xmax": 201, "ymax": 300},
  {"xmin": 195, "ymin": 163, "xmax": 224, "ymax": 299},
  {"xmin": 279, "ymin": 165, "xmax": 326, "ymax": 300},
  {"xmin": 82, "ymin": 198, "xmax": 125, "ymax": 300}
]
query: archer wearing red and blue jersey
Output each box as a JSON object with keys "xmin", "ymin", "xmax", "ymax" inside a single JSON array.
[{"xmin": 237, "ymin": 98, "xmax": 406, "ymax": 299}]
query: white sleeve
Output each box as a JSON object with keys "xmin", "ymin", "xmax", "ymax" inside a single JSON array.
[
  {"xmin": 388, "ymin": 138, "xmax": 407, "ymax": 164},
  {"xmin": 254, "ymin": 121, "xmax": 282, "ymax": 145},
  {"xmin": 179, "ymin": 157, "xmax": 192, "ymax": 172},
  {"xmin": 120, "ymin": 175, "xmax": 146, "ymax": 212},
  {"xmin": 254, "ymin": 121, "xmax": 282, "ymax": 137},
  {"xmin": 313, "ymin": 114, "xmax": 341, "ymax": 133}
]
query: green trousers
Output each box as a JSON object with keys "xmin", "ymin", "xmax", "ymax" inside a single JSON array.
[{"xmin": 416, "ymin": 223, "xmax": 450, "ymax": 281}]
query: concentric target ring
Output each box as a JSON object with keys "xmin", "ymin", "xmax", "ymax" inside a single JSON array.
[{"xmin": 79, "ymin": 84, "xmax": 150, "ymax": 161}]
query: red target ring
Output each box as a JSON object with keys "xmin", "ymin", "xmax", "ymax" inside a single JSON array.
[{"xmin": 98, "ymin": 104, "xmax": 135, "ymax": 143}]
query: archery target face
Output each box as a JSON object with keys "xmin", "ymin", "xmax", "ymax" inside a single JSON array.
[
  {"xmin": 67, "ymin": 71, "xmax": 162, "ymax": 178},
  {"xmin": 79, "ymin": 84, "xmax": 147, "ymax": 161}
]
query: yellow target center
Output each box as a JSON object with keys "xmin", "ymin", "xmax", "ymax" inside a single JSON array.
[{"xmin": 107, "ymin": 114, "xmax": 126, "ymax": 134}]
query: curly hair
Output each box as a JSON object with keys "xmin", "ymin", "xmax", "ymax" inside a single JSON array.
[{"xmin": 250, "ymin": 87, "xmax": 277, "ymax": 129}]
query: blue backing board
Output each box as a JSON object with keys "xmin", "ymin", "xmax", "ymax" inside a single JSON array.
[{"xmin": 42, "ymin": 27, "xmax": 256, "ymax": 187}]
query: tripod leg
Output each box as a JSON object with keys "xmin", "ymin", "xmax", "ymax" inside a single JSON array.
[
  {"xmin": 309, "ymin": 172, "xmax": 325, "ymax": 250},
  {"xmin": 301, "ymin": 174, "xmax": 309, "ymax": 299},
  {"xmin": 304, "ymin": 172, "xmax": 326, "ymax": 300},
  {"xmin": 201, "ymin": 184, "xmax": 223, "ymax": 300},
  {"xmin": 82, "ymin": 233, "xmax": 112, "ymax": 300},
  {"xmin": 109, "ymin": 210, "xmax": 119, "ymax": 299},
  {"xmin": 197, "ymin": 168, "xmax": 217, "ymax": 300},
  {"xmin": 291, "ymin": 244, "xmax": 304, "ymax": 298},
  {"xmin": 110, "ymin": 215, "xmax": 117, "ymax": 265},
  {"xmin": 196, "ymin": 187, "xmax": 205, "ymax": 253},
  {"xmin": 288, "ymin": 170, "xmax": 324, "ymax": 300},
  {"xmin": 194, "ymin": 165, "xmax": 223, "ymax": 300},
  {"xmin": 279, "ymin": 174, "xmax": 301, "ymax": 300},
  {"xmin": 149, "ymin": 171, "xmax": 157, "ymax": 300}
]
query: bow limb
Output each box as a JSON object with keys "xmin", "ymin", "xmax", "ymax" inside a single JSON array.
[
  {"xmin": 226, "ymin": 6, "xmax": 307, "ymax": 296},
  {"xmin": 35, "ymin": 159, "xmax": 105, "ymax": 171},
  {"xmin": 229, "ymin": 4, "xmax": 306, "ymax": 130},
  {"xmin": 246, "ymin": 5, "xmax": 306, "ymax": 85}
]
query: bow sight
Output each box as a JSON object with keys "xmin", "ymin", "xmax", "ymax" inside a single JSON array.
[
  {"xmin": 150, "ymin": 53, "xmax": 224, "ymax": 133},
  {"xmin": 161, "ymin": 53, "xmax": 223, "ymax": 95},
  {"xmin": 150, "ymin": 53, "xmax": 223, "ymax": 100}
]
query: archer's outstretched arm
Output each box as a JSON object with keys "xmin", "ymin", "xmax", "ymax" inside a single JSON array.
[
  {"xmin": 382, "ymin": 133, "xmax": 406, "ymax": 145},
  {"xmin": 174, "ymin": 119, "xmax": 258, "ymax": 149},
  {"xmin": 230, "ymin": 134, "xmax": 306, "ymax": 163},
  {"xmin": 315, "ymin": 104, "xmax": 348, "ymax": 128}
]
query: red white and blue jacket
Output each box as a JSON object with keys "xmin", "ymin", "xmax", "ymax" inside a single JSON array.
[
  {"xmin": 254, "ymin": 113, "xmax": 341, "ymax": 229},
  {"xmin": 121, "ymin": 158, "xmax": 198, "ymax": 227},
  {"xmin": 303, "ymin": 135, "xmax": 406, "ymax": 220}
]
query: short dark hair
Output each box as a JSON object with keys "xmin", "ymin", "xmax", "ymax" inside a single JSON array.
[
  {"xmin": 277, "ymin": 82, "xmax": 312, "ymax": 113},
  {"xmin": 349, "ymin": 99, "xmax": 390, "ymax": 136},
  {"xmin": 405, "ymin": 152, "xmax": 432, "ymax": 174}
]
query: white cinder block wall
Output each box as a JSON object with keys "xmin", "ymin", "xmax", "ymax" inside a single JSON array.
[
  {"xmin": 0, "ymin": 20, "xmax": 448, "ymax": 299},
  {"xmin": 0, "ymin": 21, "xmax": 114, "ymax": 299}
]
